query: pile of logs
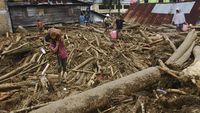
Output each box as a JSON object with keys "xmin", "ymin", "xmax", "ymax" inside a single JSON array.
[{"xmin": 0, "ymin": 23, "xmax": 200, "ymax": 113}]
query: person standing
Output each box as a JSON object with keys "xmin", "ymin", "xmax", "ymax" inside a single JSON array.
[
  {"xmin": 36, "ymin": 19, "xmax": 44, "ymax": 32},
  {"xmin": 115, "ymin": 15, "xmax": 125, "ymax": 38},
  {"xmin": 45, "ymin": 28, "xmax": 68, "ymax": 77},
  {"xmin": 172, "ymin": 8, "xmax": 186, "ymax": 32},
  {"xmin": 104, "ymin": 14, "xmax": 112, "ymax": 32},
  {"xmin": 79, "ymin": 12, "xmax": 85, "ymax": 25}
]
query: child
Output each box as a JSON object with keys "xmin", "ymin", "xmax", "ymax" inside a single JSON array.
[
  {"xmin": 45, "ymin": 28, "xmax": 68, "ymax": 76},
  {"xmin": 36, "ymin": 19, "xmax": 44, "ymax": 32}
]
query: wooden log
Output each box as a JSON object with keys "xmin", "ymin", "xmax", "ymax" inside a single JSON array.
[
  {"xmin": 10, "ymin": 102, "xmax": 50, "ymax": 113},
  {"xmin": 18, "ymin": 61, "xmax": 47, "ymax": 76},
  {"xmin": 123, "ymin": 24, "xmax": 140, "ymax": 29},
  {"xmin": 94, "ymin": 34, "xmax": 100, "ymax": 46},
  {"xmin": 166, "ymin": 29, "xmax": 197, "ymax": 65},
  {"xmin": 73, "ymin": 57, "xmax": 95, "ymax": 70},
  {"xmin": 174, "ymin": 41, "xmax": 195, "ymax": 66},
  {"xmin": 0, "ymin": 63, "xmax": 31, "ymax": 81},
  {"xmin": 192, "ymin": 46, "xmax": 200, "ymax": 64},
  {"xmin": 158, "ymin": 59, "xmax": 180, "ymax": 79},
  {"xmin": 66, "ymin": 57, "xmax": 95, "ymax": 80},
  {"xmin": 30, "ymin": 67, "xmax": 161, "ymax": 113},
  {"xmin": 0, "ymin": 81, "xmax": 35, "ymax": 91},
  {"xmin": 181, "ymin": 46, "xmax": 200, "ymax": 88},
  {"xmin": 41, "ymin": 63, "xmax": 50, "ymax": 75},
  {"xmin": 139, "ymin": 30, "xmax": 152, "ymax": 43},
  {"xmin": 30, "ymin": 53, "xmax": 39, "ymax": 63},
  {"xmin": 162, "ymin": 24, "xmax": 176, "ymax": 29},
  {"xmin": 1, "ymin": 42, "xmax": 29, "ymax": 55},
  {"xmin": 0, "ymin": 90, "xmax": 17, "ymax": 101},
  {"xmin": 163, "ymin": 35, "xmax": 176, "ymax": 52}
]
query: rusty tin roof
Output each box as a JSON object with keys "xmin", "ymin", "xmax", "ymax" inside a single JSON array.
[{"xmin": 124, "ymin": 1, "xmax": 200, "ymax": 25}]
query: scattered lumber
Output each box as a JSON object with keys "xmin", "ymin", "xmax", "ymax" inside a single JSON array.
[
  {"xmin": 30, "ymin": 67, "xmax": 161, "ymax": 113},
  {"xmin": 0, "ymin": 23, "xmax": 200, "ymax": 113}
]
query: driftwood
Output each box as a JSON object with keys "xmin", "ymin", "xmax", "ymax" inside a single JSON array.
[
  {"xmin": 162, "ymin": 24, "xmax": 176, "ymax": 29},
  {"xmin": 123, "ymin": 24, "xmax": 140, "ymax": 29},
  {"xmin": 166, "ymin": 89, "xmax": 187, "ymax": 95},
  {"xmin": 132, "ymin": 96, "xmax": 147, "ymax": 113},
  {"xmin": 0, "ymin": 90, "xmax": 18, "ymax": 101},
  {"xmin": 10, "ymin": 102, "xmax": 50, "ymax": 113},
  {"xmin": 163, "ymin": 35, "xmax": 176, "ymax": 52},
  {"xmin": 158, "ymin": 59, "xmax": 180, "ymax": 79},
  {"xmin": 0, "ymin": 81, "xmax": 35, "ymax": 91},
  {"xmin": 166, "ymin": 29, "xmax": 197, "ymax": 65},
  {"xmin": 1, "ymin": 43, "xmax": 29, "ymax": 55},
  {"xmin": 174, "ymin": 41, "xmax": 195, "ymax": 66},
  {"xmin": 139, "ymin": 30, "xmax": 152, "ymax": 43},
  {"xmin": 30, "ymin": 67, "xmax": 160, "ymax": 113},
  {"xmin": 181, "ymin": 46, "xmax": 200, "ymax": 88},
  {"xmin": 159, "ymin": 95, "xmax": 200, "ymax": 109},
  {"xmin": 0, "ymin": 63, "xmax": 31, "ymax": 81}
]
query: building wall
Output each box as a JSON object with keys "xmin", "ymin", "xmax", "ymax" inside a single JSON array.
[
  {"xmin": 9, "ymin": 5, "xmax": 81, "ymax": 29},
  {"xmin": 0, "ymin": 0, "xmax": 12, "ymax": 36},
  {"xmin": 91, "ymin": 3, "xmax": 130, "ymax": 14}
]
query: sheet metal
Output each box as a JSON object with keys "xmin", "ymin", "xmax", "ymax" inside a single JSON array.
[
  {"xmin": 152, "ymin": 2, "xmax": 195, "ymax": 14},
  {"xmin": 124, "ymin": 1, "xmax": 200, "ymax": 25}
]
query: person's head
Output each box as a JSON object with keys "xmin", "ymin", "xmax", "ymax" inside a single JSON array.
[
  {"xmin": 50, "ymin": 32, "xmax": 57, "ymax": 40},
  {"xmin": 176, "ymin": 8, "xmax": 180, "ymax": 13},
  {"xmin": 120, "ymin": 14, "xmax": 123, "ymax": 19},
  {"xmin": 37, "ymin": 19, "xmax": 41, "ymax": 22},
  {"xmin": 106, "ymin": 14, "xmax": 110, "ymax": 17}
]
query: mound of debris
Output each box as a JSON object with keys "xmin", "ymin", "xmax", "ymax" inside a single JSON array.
[{"xmin": 0, "ymin": 23, "xmax": 200, "ymax": 113}]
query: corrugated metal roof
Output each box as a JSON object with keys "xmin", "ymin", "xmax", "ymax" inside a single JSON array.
[
  {"xmin": 124, "ymin": 1, "xmax": 200, "ymax": 25},
  {"xmin": 152, "ymin": 2, "xmax": 195, "ymax": 14}
]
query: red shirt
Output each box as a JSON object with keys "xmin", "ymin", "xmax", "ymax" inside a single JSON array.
[{"xmin": 49, "ymin": 28, "xmax": 68, "ymax": 59}]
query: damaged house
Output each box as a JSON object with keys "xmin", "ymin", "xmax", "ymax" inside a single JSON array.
[{"xmin": 0, "ymin": 0, "xmax": 90, "ymax": 35}]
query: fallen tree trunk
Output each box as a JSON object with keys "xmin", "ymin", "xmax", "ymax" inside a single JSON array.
[
  {"xmin": 166, "ymin": 29, "xmax": 197, "ymax": 65},
  {"xmin": 30, "ymin": 67, "xmax": 161, "ymax": 113},
  {"xmin": 181, "ymin": 46, "xmax": 200, "ymax": 88},
  {"xmin": 174, "ymin": 41, "xmax": 195, "ymax": 66}
]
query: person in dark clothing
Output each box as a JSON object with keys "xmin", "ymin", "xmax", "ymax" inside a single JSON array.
[{"xmin": 115, "ymin": 15, "xmax": 125, "ymax": 38}]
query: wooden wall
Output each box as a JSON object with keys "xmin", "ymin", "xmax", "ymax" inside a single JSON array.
[{"xmin": 9, "ymin": 5, "xmax": 81, "ymax": 29}]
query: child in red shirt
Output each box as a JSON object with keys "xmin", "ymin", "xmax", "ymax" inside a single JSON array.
[{"xmin": 45, "ymin": 28, "xmax": 68, "ymax": 74}]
